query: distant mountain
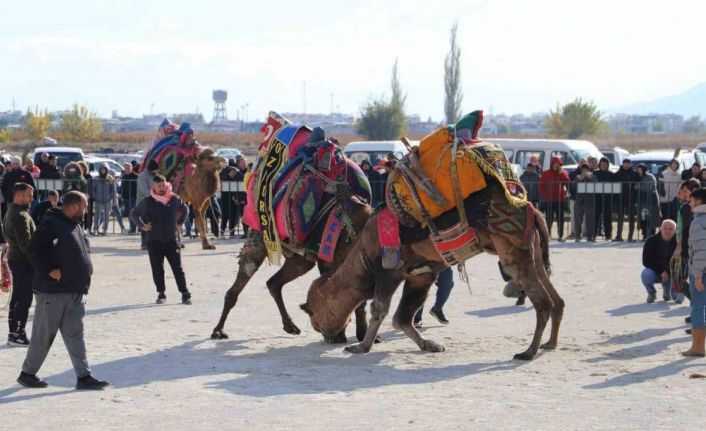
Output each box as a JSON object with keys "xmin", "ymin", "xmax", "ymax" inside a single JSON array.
[{"xmin": 609, "ymin": 82, "xmax": 706, "ymax": 118}]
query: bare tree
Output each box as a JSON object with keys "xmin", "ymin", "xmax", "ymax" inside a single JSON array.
[{"xmin": 444, "ymin": 23, "xmax": 463, "ymax": 124}]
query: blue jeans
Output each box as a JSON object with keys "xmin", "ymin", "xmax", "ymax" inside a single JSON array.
[
  {"xmin": 415, "ymin": 267, "xmax": 454, "ymax": 323},
  {"xmin": 689, "ymin": 273, "xmax": 706, "ymax": 328},
  {"xmin": 641, "ymin": 267, "xmax": 677, "ymax": 299}
]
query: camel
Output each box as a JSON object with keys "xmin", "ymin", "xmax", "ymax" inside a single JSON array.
[
  {"xmin": 210, "ymin": 193, "xmax": 373, "ymax": 343},
  {"xmin": 301, "ymin": 183, "xmax": 565, "ymax": 361},
  {"xmin": 177, "ymin": 147, "xmax": 226, "ymax": 250}
]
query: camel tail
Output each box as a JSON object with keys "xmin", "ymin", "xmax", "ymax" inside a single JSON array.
[{"xmin": 533, "ymin": 206, "xmax": 551, "ymax": 276}]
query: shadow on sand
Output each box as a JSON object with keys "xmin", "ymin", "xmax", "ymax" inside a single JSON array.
[
  {"xmin": 466, "ymin": 305, "xmax": 531, "ymax": 318},
  {"xmin": 0, "ymin": 337, "xmax": 527, "ymax": 403}
]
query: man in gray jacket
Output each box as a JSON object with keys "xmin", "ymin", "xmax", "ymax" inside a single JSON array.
[
  {"xmin": 136, "ymin": 160, "xmax": 159, "ymax": 249},
  {"xmin": 90, "ymin": 166, "xmax": 115, "ymax": 236}
]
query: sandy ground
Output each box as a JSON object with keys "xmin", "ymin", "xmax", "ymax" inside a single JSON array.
[{"xmin": 0, "ymin": 235, "xmax": 705, "ymax": 430}]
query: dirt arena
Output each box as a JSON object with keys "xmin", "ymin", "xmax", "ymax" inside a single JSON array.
[{"xmin": 0, "ymin": 235, "xmax": 703, "ymax": 430}]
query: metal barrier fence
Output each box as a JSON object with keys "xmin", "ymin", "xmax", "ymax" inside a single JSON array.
[{"xmin": 29, "ymin": 178, "xmax": 678, "ymax": 241}]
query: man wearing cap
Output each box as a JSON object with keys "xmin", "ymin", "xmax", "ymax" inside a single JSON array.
[
  {"xmin": 136, "ymin": 160, "xmax": 159, "ymax": 250},
  {"xmin": 2, "ymin": 156, "xmax": 36, "ymax": 205},
  {"xmin": 613, "ymin": 158, "xmax": 639, "ymax": 241}
]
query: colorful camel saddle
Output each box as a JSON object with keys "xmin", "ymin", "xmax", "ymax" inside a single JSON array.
[
  {"xmin": 386, "ymin": 111, "xmax": 526, "ymax": 228},
  {"xmin": 242, "ymin": 112, "xmax": 370, "ymax": 264},
  {"xmin": 381, "ymin": 111, "xmax": 530, "ymax": 268},
  {"xmin": 139, "ymin": 119, "xmax": 203, "ymax": 190}
]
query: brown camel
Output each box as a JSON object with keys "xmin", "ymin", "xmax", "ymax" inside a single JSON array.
[
  {"xmin": 211, "ymin": 194, "xmax": 374, "ymax": 343},
  {"xmin": 177, "ymin": 147, "xmax": 226, "ymax": 250},
  {"xmin": 301, "ymin": 183, "xmax": 564, "ymax": 360}
]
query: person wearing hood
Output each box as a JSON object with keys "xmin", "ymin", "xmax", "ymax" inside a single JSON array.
[
  {"xmin": 594, "ymin": 157, "xmax": 615, "ymax": 240},
  {"xmin": 3, "ymin": 183, "xmax": 36, "ymax": 346},
  {"xmin": 90, "ymin": 166, "xmax": 115, "ymax": 236},
  {"xmin": 360, "ymin": 159, "xmax": 384, "ymax": 206},
  {"xmin": 130, "ymin": 175, "xmax": 191, "ymax": 305},
  {"xmin": 539, "ymin": 156, "xmax": 570, "ymax": 241},
  {"xmin": 137, "ymin": 160, "xmax": 159, "ymax": 249},
  {"xmin": 659, "ymin": 159, "xmax": 683, "ymax": 221},
  {"xmin": 635, "ymin": 164, "xmax": 662, "ymax": 239},
  {"xmin": 684, "ymin": 188, "xmax": 706, "ymax": 357}
]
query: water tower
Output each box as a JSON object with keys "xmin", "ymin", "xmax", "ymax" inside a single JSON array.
[{"xmin": 212, "ymin": 90, "xmax": 228, "ymax": 123}]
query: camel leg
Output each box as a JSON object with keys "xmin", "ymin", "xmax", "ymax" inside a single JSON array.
[
  {"xmin": 194, "ymin": 205, "xmax": 215, "ymax": 250},
  {"xmin": 344, "ymin": 274, "xmax": 402, "ymax": 354},
  {"xmin": 533, "ymin": 243, "xmax": 564, "ymax": 350},
  {"xmin": 211, "ymin": 246, "xmax": 267, "ymax": 339},
  {"xmin": 267, "ymin": 255, "xmax": 315, "ymax": 336},
  {"xmin": 512, "ymin": 248, "xmax": 553, "ymax": 360},
  {"xmin": 354, "ymin": 302, "xmax": 369, "ymax": 342},
  {"xmin": 392, "ymin": 275, "xmax": 445, "ymax": 353}
]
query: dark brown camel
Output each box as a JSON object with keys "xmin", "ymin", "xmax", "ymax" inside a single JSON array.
[
  {"xmin": 211, "ymin": 195, "xmax": 373, "ymax": 343},
  {"xmin": 301, "ymin": 185, "xmax": 564, "ymax": 360}
]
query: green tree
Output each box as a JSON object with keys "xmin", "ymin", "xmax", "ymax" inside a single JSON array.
[
  {"xmin": 24, "ymin": 106, "xmax": 52, "ymax": 142},
  {"xmin": 357, "ymin": 61, "xmax": 408, "ymax": 140},
  {"xmin": 444, "ymin": 22, "xmax": 463, "ymax": 124},
  {"xmin": 0, "ymin": 129, "xmax": 12, "ymax": 144},
  {"xmin": 545, "ymin": 98, "xmax": 605, "ymax": 139},
  {"xmin": 60, "ymin": 104, "xmax": 103, "ymax": 143}
]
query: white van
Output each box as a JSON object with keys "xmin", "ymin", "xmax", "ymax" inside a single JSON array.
[
  {"xmin": 484, "ymin": 139, "xmax": 606, "ymax": 172},
  {"xmin": 343, "ymin": 141, "xmax": 411, "ymax": 167},
  {"xmin": 628, "ymin": 150, "xmax": 697, "ymax": 177}
]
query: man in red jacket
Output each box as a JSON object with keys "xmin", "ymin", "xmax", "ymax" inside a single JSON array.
[{"xmin": 539, "ymin": 157, "xmax": 571, "ymax": 241}]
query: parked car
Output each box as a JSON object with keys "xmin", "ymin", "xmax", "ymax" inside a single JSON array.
[
  {"xmin": 32, "ymin": 146, "xmax": 85, "ymax": 169},
  {"xmin": 85, "ymin": 156, "xmax": 125, "ymax": 178},
  {"xmin": 485, "ymin": 138, "xmax": 609, "ymax": 172},
  {"xmin": 216, "ymin": 148, "xmax": 243, "ymax": 160},
  {"xmin": 628, "ymin": 150, "xmax": 696, "ymax": 176},
  {"xmin": 343, "ymin": 141, "xmax": 411, "ymax": 169},
  {"xmin": 598, "ymin": 147, "xmax": 630, "ymax": 166}
]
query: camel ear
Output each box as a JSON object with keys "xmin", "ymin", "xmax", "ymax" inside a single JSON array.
[{"xmin": 299, "ymin": 303, "xmax": 312, "ymax": 316}]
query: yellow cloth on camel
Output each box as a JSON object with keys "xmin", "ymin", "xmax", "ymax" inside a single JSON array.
[{"xmin": 389, "ymin": 127, "xmax": 487, "ymax": 224}]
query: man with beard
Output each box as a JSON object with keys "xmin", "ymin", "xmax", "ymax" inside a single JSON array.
[
  {"xmin": 130, "ymin": 175, "xmax": 191, "ymax": 304},
  {"xmin": 3, "ymin": 183, "xmax": 36, "ymax": 346},
  {"xmin": 17, "ymin": 191, "xmax": 109, "ymax": 390}
]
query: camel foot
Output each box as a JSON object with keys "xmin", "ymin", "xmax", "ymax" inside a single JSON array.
[
  {"xmin": 211, "ymin": 329, "xmax": 229, "ymax": 340},
  {"xmin": 540, "ymin": 341, "xmax": 557, "ymax": 350},
  {"xmin": 681, "ymin": 348, "xmax": 706, "ymax": 357},
  {"xmin": 203, "ymin": 244, "xmax": 216, "ymax": 250},
  {"xmin": 283, "ymin": 321, "xmax": 301, "ymax": 335},
  {"xmin": 344, "ymin": 342, "xmax": 371, "ymax": 354},
  {"xmin": 420, "ymin": 339, "xmax": 445, "ymax": 353},
  {"xmin": 513, "ymin": 351, "xmax": 537, "ymax": 361},
  {"xmin": 324, "ymin": 332, "xmax": 348, "ymax": 344}
]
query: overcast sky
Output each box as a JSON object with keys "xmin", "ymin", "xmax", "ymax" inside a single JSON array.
[{"xmin": 1, "ymin": 0, "xmax": 705, "ymax": 122}]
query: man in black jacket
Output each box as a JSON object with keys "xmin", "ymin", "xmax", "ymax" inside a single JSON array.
[
  {"xmin": 17, "ymin": 191, "xmax": 109, "ymax": 390},
  {"xmin": 594, "ymin": 157, "xmax": 615, "ymax": 240},
  {"xmin": 613, "ymin": 159, "xmax": 639, "ymax": 241},
  {"xmin": 2, "ymin": 156, "xmax": 36, "ymax": 204},
  {"xmin": 120, "ymin": 163, "xmax": 139, "ymax": 234},
  {"xmin": 641, "ymin": 219, "xmax": 677, "ymax": 304},
  {"xmin": 130, "ymin": 175, "xmax": 191, "ymax": 304},
  {"xmin": 38, "ymin": 155, "xmax": 61, "ymax": 180}
]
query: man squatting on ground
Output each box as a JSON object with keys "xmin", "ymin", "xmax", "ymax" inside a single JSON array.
[
  {"xmin": 17, "ymin": 191, "xmax": 110, "ymax": 389},
  {"xmin": 4, "ymin": 183, "xmax": 36, "ymax": 346},
  {"xmin": 130, "ymin": 174, "xmax": 192, "ymax": 304},
  {"xmin": 641, "ymin": 219, "xmax": 679, "ymax": 304}
]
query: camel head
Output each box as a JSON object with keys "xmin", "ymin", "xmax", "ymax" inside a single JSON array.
[
  {"xmin": 196, "ymin": 147, "xmax": 227, "ymax": 173},
  {"xmin": 300, "ymin": 276, "xmax": 354, "ymax": 338}
]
